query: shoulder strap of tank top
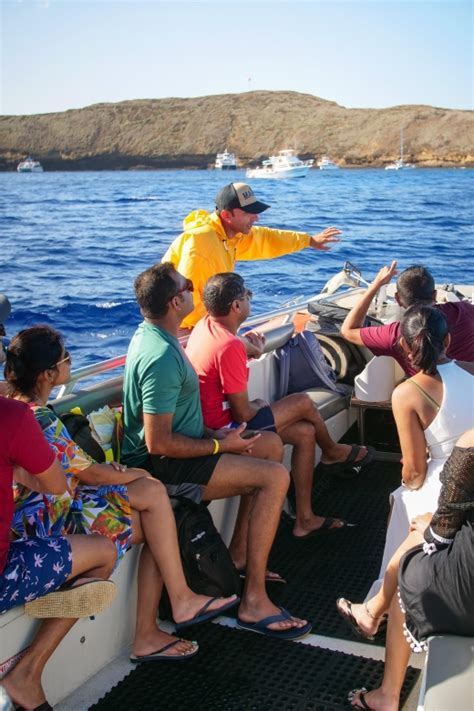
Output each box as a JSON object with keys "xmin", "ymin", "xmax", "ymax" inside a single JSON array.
[{"xmin": 406, "ymin": 379, "xmax": 441, "ymax": 410}]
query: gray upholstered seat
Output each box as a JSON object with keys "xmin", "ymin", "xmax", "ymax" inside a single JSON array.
[{"xmin": 305, "ymin": 387, "xmax": 351, "ymax": 422}]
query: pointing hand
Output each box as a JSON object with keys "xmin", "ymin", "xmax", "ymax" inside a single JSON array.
[{"xmin": 309, "ymin": 227, "xmax": 342, "ymax": 251}]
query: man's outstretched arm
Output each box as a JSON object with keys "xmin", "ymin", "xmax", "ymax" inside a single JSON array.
[{"xmin": 340, "ymin": 261, "xmax": 398, "ymax": 346}]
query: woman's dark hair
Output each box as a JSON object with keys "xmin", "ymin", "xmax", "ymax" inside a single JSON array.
[
  {"xmin": 4, "ymin": 325, "xmax": 64, "ymax": 398},
  {"xmin": 400, "ymin": 305, "xmax": 449, "ymax": 375}
]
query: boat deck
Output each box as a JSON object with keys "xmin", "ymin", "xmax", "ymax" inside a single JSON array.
[{"xmin": 58, "ymin": 446, "xmax": 425, "ymax": 710}]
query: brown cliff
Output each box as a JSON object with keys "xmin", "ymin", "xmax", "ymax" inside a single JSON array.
[{"xmin": 0, "ymin": 91, "xmax": 472, "ymax": 170}]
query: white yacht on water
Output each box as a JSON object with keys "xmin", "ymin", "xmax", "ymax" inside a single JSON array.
[
  {"xmin": 246, "ymin": 149, "xmax": 314, "ymax": 179},
  {"xmin": 317, "ymin": 156, "xmax": 340, "ymax": 170},
  {"xmin": 1, "ymin": 261, "xmax": 471, "ymax": 711},
  {"xmin": 16, "ymin": 156, "xmax": 43, "ymax": 173},
  {"xmin": 215, "ymin": 150, "xmax": 237, "ymax": 170},
  {"xmin": 385, "ymin": 128, "xmax": 416, "ymax": 170}
]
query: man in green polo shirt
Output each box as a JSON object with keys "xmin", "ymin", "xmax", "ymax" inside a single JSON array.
[{"xmin": 122, "ymin": 262, "xmax": 311, "ymax": 640}]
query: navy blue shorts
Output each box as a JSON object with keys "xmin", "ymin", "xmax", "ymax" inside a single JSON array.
[
  {"xmin": 0, "ymin": 537, "xmax": 72, "ymax": 614},
  {"xmin": 230, "ymin": 405, "xmax": 277, "ymax": 433}
]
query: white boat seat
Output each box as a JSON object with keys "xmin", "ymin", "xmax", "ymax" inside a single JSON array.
[
  {"xmin": 419, "ymin": 635, "xmax": 474, "ymax": 710},
  {"xmin": 305, "ymin": 387, "xmax": 352, "ymax": 422}
]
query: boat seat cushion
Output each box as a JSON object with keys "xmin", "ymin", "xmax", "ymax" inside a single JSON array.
[
  {"xmin": 305, "ymin": 387, "xmax": 351, "ymax": 422},
  {"xmin": 422, "ymin": 635, "xmax": 474, "ymax": 710}
]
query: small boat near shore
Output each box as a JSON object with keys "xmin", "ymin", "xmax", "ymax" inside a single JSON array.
[
  {"xmin": 317, "ymin": 156, "xmax": 339, "ymax": 170},
  {"xmin": 385, "ymin": 128, "xmax": 415, "ymax": 170},
  {"xmin": 215, "ymin": 150, "xmax": 237, "ymax": 170},
  {"xmin": 17, "ymin": 156, "xmax": 43, "ymax": 173},
  {"xmin": 246, "ymin": 149, "xmax": 314, "ymax": 179}
]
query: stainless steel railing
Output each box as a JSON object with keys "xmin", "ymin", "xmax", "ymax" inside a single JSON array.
[{"xmin": 57, "ymin": 292, "xmax": 327, "ymax": 397}]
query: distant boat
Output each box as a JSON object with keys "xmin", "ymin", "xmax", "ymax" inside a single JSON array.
[
  {"xmin": 385, "ymin": 129, "xmax": 415, "ymax": 170},
  {"xmin": 17, "ymin": 156, "xmax": 43, "ymax": 173},
  {"xmin": 246, "ymin": 149, "xmax": 314, "ymax": 179},
  {"xmin": 317, "ymin": 156, "xmax": 339, "ymax": 170},
  {"xmin": 215, "ymin": 150, "xmax": 237, "ymax": 170}
]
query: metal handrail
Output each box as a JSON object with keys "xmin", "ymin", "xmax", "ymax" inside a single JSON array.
[{"xmin": 58, "ymin": 291, "xmax": 330, "ymax": 396}]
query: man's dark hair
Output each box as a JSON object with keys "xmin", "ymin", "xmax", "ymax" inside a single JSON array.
[
  {"xmin": 204, "ymin": 273, "xmax": 246, "ymax": 317},
  {"xmin": 396, "ymin": 265, "xmax": 435, "ymax": 307},
  {"xmin": 134, "ymin": 262, "xmax": 178, "ymax": 318}
]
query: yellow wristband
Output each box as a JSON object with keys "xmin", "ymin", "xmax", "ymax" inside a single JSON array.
[{"xmin": 212, "ymin": 438, "xmax": 220, "ymax": 455}]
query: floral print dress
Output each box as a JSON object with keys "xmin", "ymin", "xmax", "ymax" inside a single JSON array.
[{"xmin": 12, "ymin": 405, "xmax": 132, "ymax": 565}]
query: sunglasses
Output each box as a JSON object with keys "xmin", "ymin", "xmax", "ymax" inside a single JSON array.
[
  {"xmin": 53, "ymin": 350, "xmax": 71, "ymax": 368},
  {"xmin": 237, "ymin": 289, "xmax": 253, "ymax": 301},
  {"xmin": 173, "ymin": 278, "xmax": 194, "ymax": 297}
]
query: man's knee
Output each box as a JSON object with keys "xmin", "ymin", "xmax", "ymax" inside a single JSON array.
[
  {"xmin": 257, "ymin": 431, "xmax": 284, "ymax": 461},
  {"xmin": 260, "ymin": 461, "xmax": 290, "ymax": 494}
]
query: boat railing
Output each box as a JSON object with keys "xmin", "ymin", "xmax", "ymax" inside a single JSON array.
[{"xmin": 57, "ymin": 291, "xmax": 333, "ymax": 396}]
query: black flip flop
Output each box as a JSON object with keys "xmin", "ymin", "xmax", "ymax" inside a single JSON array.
[
  {"xmin": 347, "ymin": 687, "xmax": 374, "ymax": 709},
  {"xmin": 293, "ymin": 517, "xmax": 347, "ymax": 539},
  {"xmin": 319, "ymin": 445, "xmax": 375, "ymax": 479},
  {"xmin": 130, "ymin": 639, "xmax": 199, "ymax": 663},
  {"xmin": 336, "ymin": 598, "xmax": 376, "ymax": 642}
]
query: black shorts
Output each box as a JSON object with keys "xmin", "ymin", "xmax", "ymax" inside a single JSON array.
[
  {"xmin": 231, "ymin": 405, "xmax": 276, "ymax": 433},
  {"xmin": 148, "ymin": 453, "xmax": 222, "ymax": 504}
]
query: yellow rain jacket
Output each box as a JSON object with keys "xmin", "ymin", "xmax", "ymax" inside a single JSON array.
[{"xmin": 162, "ymin": 210, "xmax": 311, "ymax": 328}]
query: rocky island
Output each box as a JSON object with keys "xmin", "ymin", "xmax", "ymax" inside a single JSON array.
[{"xmin": 0, "ymin": 91, "xmax": 472, "ymax": 170}]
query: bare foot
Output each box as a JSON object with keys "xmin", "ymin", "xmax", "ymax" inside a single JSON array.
[
  {"xmin": 349, "ymin": 686, "xmax": 399, "ymax": 710},
  {"xmin": 231, "ymin": 561, "xmax": 285, "ymax": 583},
  {"xmin": 238, "ymin": 599, "xmax": 308, "ymax": 633},
  {"xmin": 338, "ymin": 598, "xmax": 381, "ymax": 637},
  {"xmin": 293, "ymin": 514, "xmax": 345, "ymax": 537},
  {"xmin": 1, "ymin": 666, "xmax": 47, "ymax": 710},
  {"xmin": 173, "ymin": 593, "xmax": 238, "ymax": 625},
  {"xmin": 132, "ymin": 628, "xmax": 197, "ymax": 658}
]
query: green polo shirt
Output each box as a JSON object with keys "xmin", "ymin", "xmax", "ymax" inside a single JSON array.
[{"xmin": 122, "ymin": 321, "xmax": 204, "ymax": 468}]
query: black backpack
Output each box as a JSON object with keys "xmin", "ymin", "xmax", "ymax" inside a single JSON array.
[{"xmin": 159, "ymin": 498, "xmax": 241, "ymax": 620}]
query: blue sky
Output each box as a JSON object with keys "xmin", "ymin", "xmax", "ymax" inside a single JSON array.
[{"xmin": 1, "ymin": 0, "xmax": 472, "ymax": 115}]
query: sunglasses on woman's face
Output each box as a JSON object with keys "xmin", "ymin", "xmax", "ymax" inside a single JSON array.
[{"xmin": 53, "ymin": 350, "xmax": 71, "ymax": 368}]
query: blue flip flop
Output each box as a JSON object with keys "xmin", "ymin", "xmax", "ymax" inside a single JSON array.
[
  {"xmin": 175, "ymin": 595, "xmax": 240, "ymax": 632},
  {"xmin": 236, "ymin": 606, "xmax": 312, "ymax": 640}
]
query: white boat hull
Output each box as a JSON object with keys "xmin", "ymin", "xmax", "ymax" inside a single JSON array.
[
  {"xmin": 17, "ymin": 165, "xmax": 43, "ymax": 173},
  {"xmin": 246, "ymin": 165, "xmax": 311, "ymax": 179}
]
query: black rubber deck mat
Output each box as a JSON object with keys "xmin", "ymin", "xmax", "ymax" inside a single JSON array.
[
  {"xmin": 261, "ymin": 457, "xmax": 402, "ymax": 644},
  {"xmin": 90, "ymin": 623, "xmax": 419, "ymax": 711}
]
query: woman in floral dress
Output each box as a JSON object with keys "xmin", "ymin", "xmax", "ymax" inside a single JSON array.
[{"xmin": 5, "ymin": 325, "xmax": 238, "ymax": 662}]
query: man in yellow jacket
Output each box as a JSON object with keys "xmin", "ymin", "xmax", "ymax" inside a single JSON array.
[{"xmin": 162, "ymin": 182, "xmax": 341, "ymax": 330}]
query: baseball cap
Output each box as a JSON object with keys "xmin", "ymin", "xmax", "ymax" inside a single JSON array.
[
  {"xmin": 0, "ymin": 294, "xmax": 11, "ymax": 325},
  {"xmin": 215, "ymin": 183, "xmax": 270, "ymax": 214}
]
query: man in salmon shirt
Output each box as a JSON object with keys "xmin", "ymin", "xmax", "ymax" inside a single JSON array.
[
  {"xmin": 186, "ymin": 272, "xmax": 375, "ymax": 539},
  {"xmin": 162, "ymin": 182, "xmax": 341, "ymax": 333},
  {"xmin": 341, "ymin": 262, "xmax": 474, "ymax": 375}
]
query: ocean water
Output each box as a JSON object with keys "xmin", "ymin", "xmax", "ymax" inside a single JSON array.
[{"xmin": 1, "ymin": 168, "xmax": 473, "ymax": 369}]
